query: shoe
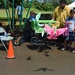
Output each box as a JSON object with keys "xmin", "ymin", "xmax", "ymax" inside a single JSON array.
[
  {"xmin": 53, "ymin": 44, "xmax": 56, "ymax": 46},
  {"xmin": 13, "ymin": 42, "xmax": 21, "ymax": 46},
  {"xmin": 72, "ymin": 50, "xmax": 75, "ymax": 53},
  {"xmin": 61, "ymin": 48, "xmax": 66, "ymax": 51}
]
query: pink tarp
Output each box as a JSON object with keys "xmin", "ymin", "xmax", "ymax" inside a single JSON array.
[{"xmin": 44, "ymin": 25, "xmax": 68, "ymax": 39}]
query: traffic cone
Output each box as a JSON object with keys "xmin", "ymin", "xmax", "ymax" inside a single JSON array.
[{"xmin": 6, "ymin": 40, "xmax": 15, "ymax": 59}]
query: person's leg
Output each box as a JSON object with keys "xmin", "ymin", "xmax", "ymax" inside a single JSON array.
[
  {"xmin": 68, "ymin": 32, "xmax": 74, "ymax": 48},
  {"xmin": 16, "ymin": 37, "xmax": 21, "ymax": 44},
  {"xmin": 72, "ymin": 36, "xmax": 75, "ymax": 53},
  {"xmin": 14, "ymin": 36, "xmax": 22, "ymax": 46},
  {"xmin": 74, "ymin": 35, "xmax": 75, "ymax": 49},
  {"xmin": 69, "ymin": 41, "xmax": 72, "ymax": 47},
  {"xmin": 68, "ymin": 32, "xmax": 74, "ymax": 51},
  {"xmin": 14, "ymin": 36, "xmax": 21, "ymax": 44},
  {"xmin": 18, "ymin": 14, "xmax": 21, "ymax": 21},
  {"xmin": 57, "ymin": 34, "xmax": 65, "ymax": 49},
  {"xmin": 61, "ymin": 39, "xmax": 67, "ymax": 51},
  {"xmin": 64, "ymin": 40, "xmax": 67, "ymax": 48},
  {"xmin": 74, "ymin": 40, "xmax": 75, "ymax": 50}
]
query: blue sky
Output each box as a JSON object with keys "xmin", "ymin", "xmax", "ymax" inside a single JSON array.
[{"xmin": 72, "ymin": 0, "xmax": 75, "ymax": 1}]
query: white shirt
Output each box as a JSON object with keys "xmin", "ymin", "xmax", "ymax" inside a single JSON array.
[
  {"xmin": 16, "ymin": 6, "xmax": 22, "ymax": 15},
  {"xmin": 68, "ymin": 21, "xmax": 75, "ymax": 32}
]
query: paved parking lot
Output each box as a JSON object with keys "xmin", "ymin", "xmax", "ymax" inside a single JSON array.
[{"xmin": 0, "ymin": 42, "xmax": 75, "ymax": 75}]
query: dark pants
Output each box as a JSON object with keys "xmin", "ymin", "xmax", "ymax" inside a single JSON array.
[
  {"xmin": 21, "ymin": 19, "xmax": 32, "ymax": 42},
  {"xmin": 57, "ymin": 34, "xmax": 65, "ymax": 43},
  {"xmin": 56, "ymin": 34, "xmax": 65, "ymax": 48},
  {"xmin": 18, "ymin": 14, "xmax": 21, "ymax": 20}
]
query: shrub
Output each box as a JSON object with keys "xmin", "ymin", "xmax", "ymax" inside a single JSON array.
[
  {"xmin": 34, "ymin": 1, "xmax": 55, "ymax": 11},
  {"xmin": 42, "ymin": 3, "xmax": 54, "ymax": 11}
]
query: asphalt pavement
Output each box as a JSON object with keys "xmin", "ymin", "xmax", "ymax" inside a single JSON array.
[{"xmin": 0, "ymin": 42, "xmax": 75, "ymax": 75}]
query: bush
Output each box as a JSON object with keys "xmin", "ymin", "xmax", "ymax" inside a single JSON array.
[
  {"xmin": 34, "ymin": 2, "xmax": 55, "ymax": 11},
  {"xmin": 24, "ymin": 2, "xmax": 32, "ymax": 8},
  {"xmin": 42, "ymin": 3, "xmax": 54, "ymax": 11},
  {"xmin": 34, "ymin": 2, "xmax": 43, "ymax": 10}
]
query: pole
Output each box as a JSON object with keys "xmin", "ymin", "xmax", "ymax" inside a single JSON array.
[
  {"xmin": 12, "ymin": 0, "xmax": 14, "ymax": 31},
  {"xmin": 20, "ymin": 0, "xmax": 24, "ymax": 29},
  {"xmin": 23, "ymin": 0, "xmax": 33, "ymax": 29},
  {"xmin": 3, "ymin": 0, "xmax": 12, "ymax": 31}
]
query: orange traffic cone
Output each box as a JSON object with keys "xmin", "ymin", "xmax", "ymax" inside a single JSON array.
[{"xmin": 6, "ymin": 40, "xmax": 15, "ymax": 59}]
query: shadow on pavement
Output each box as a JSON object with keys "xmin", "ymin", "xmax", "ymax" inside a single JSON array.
[{"xmin": 34, "ymin": 67, "xmax": 54, "ymax": 72}]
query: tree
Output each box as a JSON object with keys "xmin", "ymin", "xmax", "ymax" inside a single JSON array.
[{"xmin": 43, "ymin": 0, "xmax": 47, "ymax": 3}]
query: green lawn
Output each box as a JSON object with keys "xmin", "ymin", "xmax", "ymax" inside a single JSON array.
[
  {"xmin": 0, "ymin": 7, "xmax": 53, "ymax": 26},
  {"xmin": 0, "ymin": 9, "xmax": 7, "ymax": 17}
]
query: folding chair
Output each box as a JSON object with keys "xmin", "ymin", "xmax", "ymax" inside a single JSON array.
[{"xmin": 0, "ymin": 27, "xmax": 13, "ymax": 51}]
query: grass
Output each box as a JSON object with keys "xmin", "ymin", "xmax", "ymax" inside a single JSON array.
[
  {"xmin": 0, "ymin": 9, "xmax": 7, "ymax": 18},
  {"xmin": 0, "ymin": 7, "xmax": 53, "ymax": 26}
]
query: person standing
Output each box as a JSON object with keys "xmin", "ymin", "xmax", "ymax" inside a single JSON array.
[
  {"xmin": 16, "ymin": 2, "xmax": 24, "ymax": 21},
  {"xmin": 13, "ymin": 11, "xmax": 36, "ymax": 46},
  {"xmin": 62, "ymin": 9, "xmax": 75, "ymax": 51},
  {"xmin": 52, "ymin": 0, "xmax": 71, "ymax": 28},
  {"xmin": 52, "ymin": 0, "xmax": 71, "ymax": 49}
]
